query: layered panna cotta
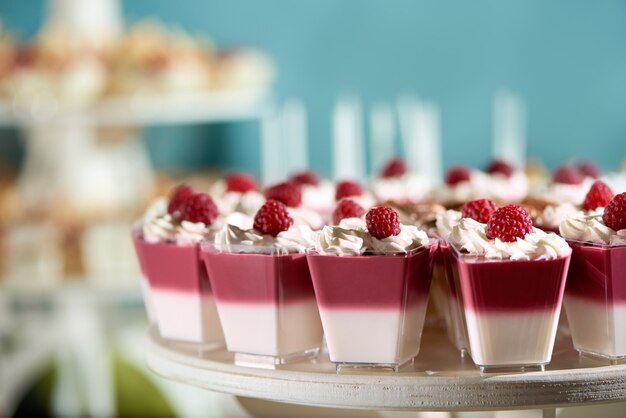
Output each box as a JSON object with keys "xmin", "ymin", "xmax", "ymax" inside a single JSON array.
[
  {"xmin": 531, "ymin": 180, "xmax": 611, "ymax": 233},
  {"xmin": 560, "ymin": 193, "xmax": 626, "ymax": 360},
  {"xmin": 434, "ymin": 209, "xmax": 468, "ymax": 353},
  {"xmin": 202, "ymin": 200, "xmax": 323, "ymax": 367},
  {"xmin": 133, "ymin": 186, "xmax": 225, "ymax": 345},
  {"xmin": 289, "ymin": 171, "xmax": 336, "ymax": 217},
  {"xmin": 307, "ymin": 207, "xmax": 433, "ymax": 370},
  {"xmin": 369, "ymin": 158, "xmax": 431, "ymax": 203},
  {"xmin": 447, "ymin": 205, "xmax": 571, "ymax": 371},
  {"xmin": 432, "ymin": 162, "xmax": 528, "ymax": 208}
]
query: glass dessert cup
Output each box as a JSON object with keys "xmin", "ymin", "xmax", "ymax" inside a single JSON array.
[
  {"xmin": 201, "ymin": 243, "xmax": 323, "ymax": 369},
  {"xmin": 433, "ymin": 240, "xmax": 469, "ymax": 356},
  {"xmin": 306, "ymin": 242, "xmax": 436, "ymax": 372},
  {"xmin": 133, "ymin": 234, "xmax": 224, "ymax": 348},
  {"xmin": 131, "ymin": 228, "xmax": 156, "ymax": 324},
  {"xmin": 448, "ymin": 243, "xmax": 570, "ymax": 373},
  {"xmin": 564, "ymin": 240, "xmax": 626, "ymax": 362}
]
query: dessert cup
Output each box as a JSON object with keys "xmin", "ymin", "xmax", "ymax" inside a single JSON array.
[
  {"xmin": 201, "ymin": 243, "xmax": 323, "ymax": 368},
  {"xmin": 563, "ymin": 240, "xmax": 626, "ymax": 361},
  {"xmin": 432, "ymin": 240, "xmax": 468, "ymax": 355},
  {"xmin": 306, "ymin": 243, "xmax": 435, "ymax": 372},
  {"xmin": 131, "ymin": 228, "xmax": 155, "ymax": 324},
  {"xmin": 134, "ymin": 236, "xmax": 224, "ymax": 347},
  {"xmin": 448, "ymin": 243, "xmax": 570, "ymax": 372}
]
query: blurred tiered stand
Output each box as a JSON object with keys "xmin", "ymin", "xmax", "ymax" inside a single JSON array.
[{"xmin": 0, "ymin": 0, "xmax": 275, "ymax": 416}]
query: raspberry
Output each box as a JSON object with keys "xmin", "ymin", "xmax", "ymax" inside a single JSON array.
[
  {"xmin": 553, "ymin": 166, "xmax": 583, "ymax": 185},
  {"xmin": 253, "ymin": 200, "xmax": 294, "ymax": 236},
  {"xmin": 485, "ymin": 159, "xmax": 514, "ymax": 178},
  {"xmin": 179, "ymin": 193, "xmax": 218, "ymax": 225},
  {"xmin": 582, "ymin": 180, "xmax": 614, "ymax": 211},
  {"xmin": 577, "ymin": 161, "xmax": 600, "ymax": 179},
  {"xmin": 335, "ymin": 180, "xmax": 363, "ymax": 201},
  {"xmin": 167, "ymin": 184, "xmax": 194, "ymax": 216},
  {"xmin": 291, "ymin": 170, "xmax": 319, "ymax": 186},
  {"xmin": 332, "ymin": 199, "xmax": 365, "ymax": 225},
  {"xmin": 366, "ymin": 206, "xmax": 401, "ymax": 239},
  {"xmin": 225, "ymin": 172, "xmax": 258, "ymax": 194},
  {"xmin": 264, "ymin": 181, "xmax": 302, "ymax": 207},
  {"xmin": 461, "ymin": 199, "xmax": 498, "ymax": 223},
  {"xmin": 381, "ymin": 158, "xmax": 407, "ymax": 178},
  {"xmin": 486, "ymin": 204, "xmax": 533, "ymax": 242},
  {"xmin": 444, "ymin": 166, "xmax": 471, "ymax": 186},
  {"xmin": 603, "ymin": 192, "xmax": 626, "ymax": 231}
]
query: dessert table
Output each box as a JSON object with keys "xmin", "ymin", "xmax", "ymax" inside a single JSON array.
[{"xmin": 147, "ymin": 325, "xmax": 626, "ymax": 417}]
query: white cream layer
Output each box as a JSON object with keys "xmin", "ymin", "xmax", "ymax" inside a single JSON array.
[
  {"xmin": 564, "ymin": 296, "xmax": 626, "ymax": 358},
  {"xmin": 151, "ymin": 290, "xmax": 224, "ymax": 344},
  {"xmin": 319, "ymin": 301, "xmax": 428, "ymax": 365},
  {"xmin": 215, "ymin": 300, "xmax": 323, "ymax": 356},
  {"xmin": 465, "ymin": 310, "xmax": 560, "ymax": 367}
]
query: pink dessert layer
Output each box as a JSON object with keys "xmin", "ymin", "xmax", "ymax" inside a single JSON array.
[
  {"xmin": 201, "ymin": 250, "xmax": 316, "ymax": 304},
  {"xmin": 135, "ymin": 238, "xmax": 212, "ymax": 293},
  {"xmin": 131, "ymin": 231, "xmax": 148, "ymax": 276},
  {"xmin": 565, "ymin": 242, "xmax": 626, "ymax": 303},
  {"xmin": 452, "ymin": 252, "xmax": 570, "ymax": 313},
  {"xmin": 306, "ymin": 243, "xmax": 435, "ymax": 310}
]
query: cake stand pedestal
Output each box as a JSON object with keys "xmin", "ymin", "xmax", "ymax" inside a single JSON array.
[{"xmin": 147, "ymin": 326, "xmax": 626, "ymax": 417}]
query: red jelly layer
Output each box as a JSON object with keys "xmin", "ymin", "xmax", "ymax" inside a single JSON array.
[
  {"xmin": 131, "ymin": 231, "xmax": 147, "ymax": 276},
  {"xmin": 135, "ymin": 238, "xmax": 211, "ymax": 294},
  {"xmin": 202, "ymin": 250, "xmax": 316, "ymax": 304},
  {"xmin": 306, "ymin": 244, "xmax": 434, "ymax": 310},
  {"xmin": 565, "ymin": 242, "xmax": 626, "ymax": 302},
  {"xmin": 451, "ymin": 251, "xmax": 570, "ymax": 313},
  {"xmin": 439, "ymin": 242, "xmax": 458, "ymax": 297}
]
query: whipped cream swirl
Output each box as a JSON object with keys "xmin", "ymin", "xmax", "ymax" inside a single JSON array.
[
  {"xmin": 176, "ymin": 220, "xmax": 210, "ymax": 245},
  {"xmin": 213, "ymin": 223, "xmax": 318, "ymax": 253},
  {"xmin": 448, "ymin": 218, "xmax": 571, "ymax": 260},
  {"xmin": 315, "ymin": 217, "xmax": 429, "ymax": 256},
  {"xmin": 143, "ymin": 214, "xmax": 177, "ymax": 243},
  {"xmin": 560, "ymin": 214, "xmax": 626, "ymax": 245},
  {"xmin": 435, "ymin": 210, "xmax": 462, "ymax": 238},
  {"xmin": 370, "ymin": 173, "xmax": 431, "ymax": 203}
]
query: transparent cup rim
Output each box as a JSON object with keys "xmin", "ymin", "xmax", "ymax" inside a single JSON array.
[
  {"xmin": 200, "ymin": 240, "xmax": 299, "ymax": 256},
  {"xmin": 305, "ymin": 239, "xmax": 437, "ymax": 257},
  {"xmin": 565, "ymin": 238, "xmax": 626, "ymax": 249},
  {"xmin": 445, "ymin": 237, "xmax": 571, "ymax": 263}
]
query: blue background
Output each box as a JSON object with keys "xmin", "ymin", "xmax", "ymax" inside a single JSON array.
[{"xmin": 2, "ymin": 0, "xmax": 626, "ymax": 177}]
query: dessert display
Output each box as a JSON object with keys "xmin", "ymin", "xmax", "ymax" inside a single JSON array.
[
  {"xmin": 132, "ymin": 185, "xmax": 224, "ymax": 345},
  {"xmin": 432, "ymin": 160, "xmax": 528, "ymax": 208},
  {"xmin": 210, "ymin": 172, "xmax": 264, "ymax": 220},
  {"xmin": 560, "ymin": 191, "xmax": 626, "ymax": 360},
  {"xmin": 289, "ymin": 170, "xmax": 335, "ymax": 217},
  {"xmin": 0, "ymin": 20, "xmax": 274, "ymax": 103},
  {"xmin": 202, "ymin": 200, "xmax": 323, "ymax": 367},
  {"xmin": 334, "ymin": 180, "xmax": 376, "ymax": 211},
  {"xmin": 447, "ymin": 204, "xmax": 571, "ymax": 371},
  {"xmin": 307, "ymin": 206, "xmax": 434, "ymax": 371},
  {"xmin": 264, "ymin": 181, "xmax": 325, "ymax": 230},
  {"xmin": 432, "ymin": 199, "xmax": 499, "ymax": 354},
  {"xmin": 530, "ymin": 166, "xmax": 608, "ymax": 233},
  {"xmin": 369, "ymin": 158, "xmax": 431, "ymax": 203}
]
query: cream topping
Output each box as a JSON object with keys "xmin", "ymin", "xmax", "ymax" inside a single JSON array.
[
  {"xmin": 435, "ymin": 210, "xmax": 462, "ymax": 238},
  {"xmin": 448, "ymin": 218, "xmax": 571, "ymax": 260},
  {"xmin": 315, "ymin": 217, "xmax": 429, "ymax": 256},
  {"xmin": 213, "ymin": 223, "xmax": 317, "ymax": 253},
  {"xmin": 143, "ymin": 214, "xmax": 177, "ymax": 243},
  {"xmin": 560, "ymin": 214, "xmax": 626, "ymax": 245},
  {"xmin": 175, "ymin": 220, "xmax": 210, "ymax": 245},
  {"xmin": 370, "ymin": 173, "xmax": 431, "ymax": 203}
]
